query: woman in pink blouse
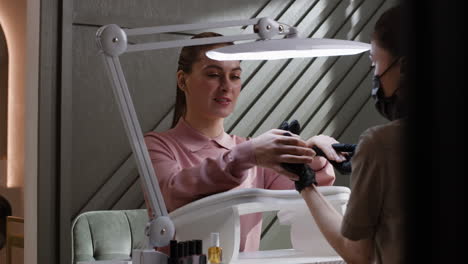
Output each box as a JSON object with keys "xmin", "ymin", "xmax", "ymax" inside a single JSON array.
[{"xmin": 144, "ymin": 32, "xmax": 345, "ymax": 252}]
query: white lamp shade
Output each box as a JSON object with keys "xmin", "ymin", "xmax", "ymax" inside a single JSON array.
[{"xmin": 206, "ymin": 38, "xmax": 371, "ymax": 61}]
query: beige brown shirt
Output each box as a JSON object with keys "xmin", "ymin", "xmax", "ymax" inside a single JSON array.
[{"xmin": 341, "ymin": 120, "xmax": 405, "ymax": 263}]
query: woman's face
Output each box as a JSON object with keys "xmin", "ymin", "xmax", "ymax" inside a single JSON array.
[
  {"xmin": 179, "ymin": 48, "xmax": 242, "ymax": 121},
  {"xmin": 370, "ymin": 39, "xmax": 400, "ymax": 97}
]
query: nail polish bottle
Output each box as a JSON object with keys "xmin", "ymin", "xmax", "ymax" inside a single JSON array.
[
  {"xmin": 208, "ymin": 233, "xmax": 222, "ymax": 264},
  {"xmin": 188, "ymin": 240, "xmax": 196, "ymax": 264},
  {"xmin": 177, "ymin": 242, "xmax": 185, "ymax": 264},
  {"xmin": 194, "ymin": 239, "xmax": 207, "ymax": 264},
  {"xmin": 185, "ymin": 241, "xmax": 193, "ymax": 264},
  {"xmin": 169, "ymin": 240, "xmax": 178, "ymax": 264}
]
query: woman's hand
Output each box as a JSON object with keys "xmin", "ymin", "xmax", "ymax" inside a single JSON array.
[
  {"xmin": 306, "ymin": 135, "xmax": 346, "ymax": 162},
  {"xmin": 252, "ymin": 129, "xmax": 315, "ymax": 180}
]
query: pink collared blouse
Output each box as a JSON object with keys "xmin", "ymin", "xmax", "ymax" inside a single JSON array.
[{"xmin": 144, "ymin": 118, "xmax": 335, "ymax": 252}]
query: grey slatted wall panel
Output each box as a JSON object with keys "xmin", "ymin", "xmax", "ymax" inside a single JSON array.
[{"xmin": 70, "ymin": 2, "xmax": 395, "ymax": 250}]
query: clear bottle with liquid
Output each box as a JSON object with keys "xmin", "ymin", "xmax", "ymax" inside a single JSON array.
[{"xmin": 208, "ymin": 232, "xmax": 222, "ymax": 264}]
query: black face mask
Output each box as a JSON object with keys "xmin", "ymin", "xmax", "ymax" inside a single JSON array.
[{"xmin": 371, "ymin": 58, "xmax": 403, "ymax": 121}]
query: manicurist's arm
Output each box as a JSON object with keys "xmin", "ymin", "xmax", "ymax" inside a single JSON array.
[{"xmin": 300, "ymin": 185, "xmax": 374, "ymax": 264}]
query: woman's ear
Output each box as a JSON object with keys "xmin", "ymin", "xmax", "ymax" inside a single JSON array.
[{"xmin": 176, "ymin": 70, "xmax": 186, "ymax": 91}]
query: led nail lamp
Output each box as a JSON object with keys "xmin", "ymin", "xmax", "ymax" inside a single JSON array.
[{"xmin": 95, "ymin": 17, "xmax": 369, "ymax": 263}]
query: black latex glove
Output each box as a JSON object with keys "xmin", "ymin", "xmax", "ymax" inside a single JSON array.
[
  {"xmin": 279, "ymin": 119, "xmax": 357, "ymax": 179},
  {"xmin": 278, "ymin": 120, "xmax": 317, "ymax": 192},
  {"xmin": 311, "ymin": 144, "xmax": 356, "ymax": 175}
]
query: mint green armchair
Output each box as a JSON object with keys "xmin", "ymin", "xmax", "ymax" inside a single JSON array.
[{"xmin": 71, "ymin": 209, "xmax": 149, "ymax": 264}]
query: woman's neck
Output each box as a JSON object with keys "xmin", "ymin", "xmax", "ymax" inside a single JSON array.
[{"xmin": 184, "ymin": 115, "xmax": 224, "ymax": 138}]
